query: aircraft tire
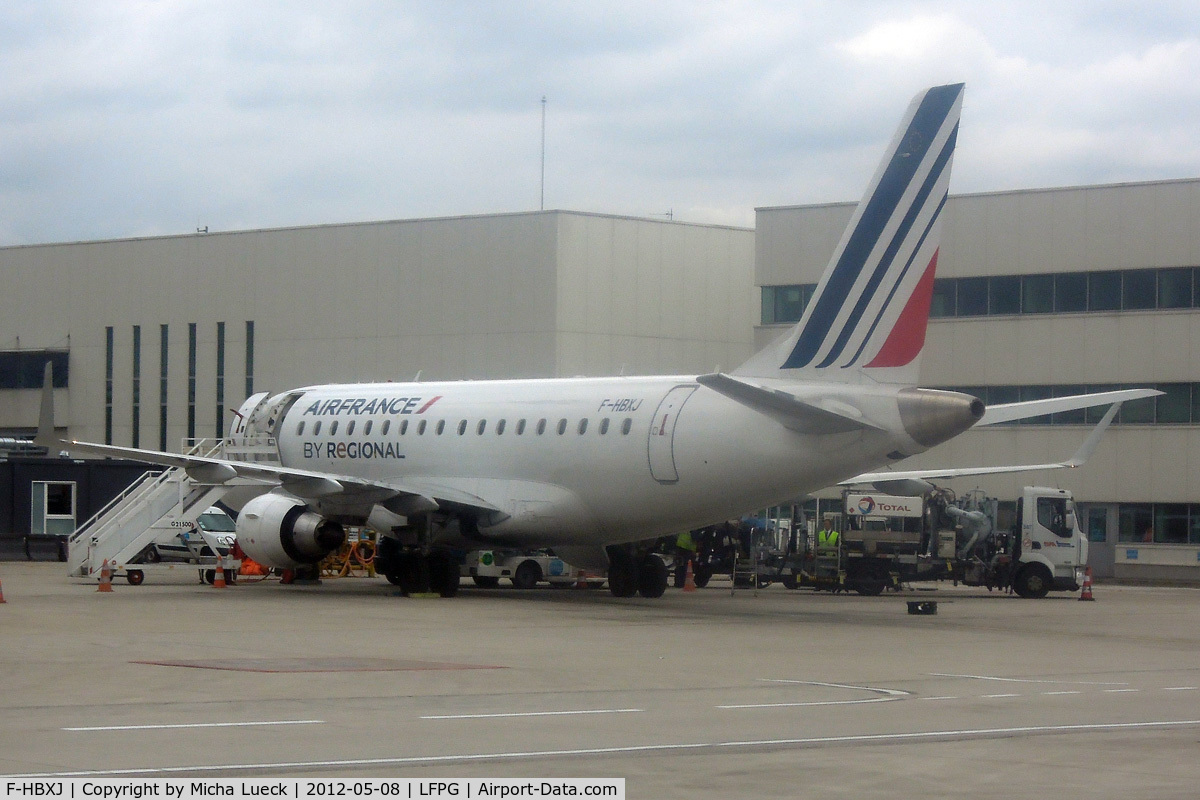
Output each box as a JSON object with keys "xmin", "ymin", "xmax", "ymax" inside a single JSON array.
[
  {"xmin": 606, "ymin": 548, "xmax": 638, "ymax": 597},
  {"xmin": 429, "ymin": 552, "xmax": 460, "ymax": 598},
  {"xmin": 637, "ymin": 554, "xmax": 668, "ymax": 598}
]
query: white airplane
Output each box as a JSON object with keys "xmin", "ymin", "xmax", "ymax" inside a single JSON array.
[{"xmin": 38, "ymin": 83, "xmax": 1156, "ymax": 597}]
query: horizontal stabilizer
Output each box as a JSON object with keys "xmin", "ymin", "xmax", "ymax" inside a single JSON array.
[
  {"xmin": 977, "ymin": 389, "xmax": 1160, "ymax": 425},
  {"xmin": 842, "ymin": 400, "xmax": 1125, "ymax": 486},
  {"xmin": 697, "ymin": 373, "xmax": 883, "ymax": 434}
]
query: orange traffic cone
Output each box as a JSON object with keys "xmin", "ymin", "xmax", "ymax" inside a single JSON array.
[
  {"xmin": 1079, "ymin": 566, "xmax": 1095, "ymax": 601},
  {"xmin": 683, "ymin": 559, "xmax": 697, "ymax": 593},
  {"xmin": 575, "ymin": 569, "xmax": 588, "ymax": 589},
  {"xmin": 213, "ymin": 559, "xmax": 227, "ymax": 589},
  {"xmin": 97, "ymin": 559, "xmax": 114, "ymax": 593}
]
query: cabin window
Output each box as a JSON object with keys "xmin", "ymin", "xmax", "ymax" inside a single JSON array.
[
  {"xmin": 384, "ymin": 420, "xmax": 393, "ymax": 435},
  {"xmin": 536, "ymin": 419, "xmax": 547, "ymax": 435},
  {"xmin": 296, "ymin": 421, "xmax": 305, "ymax": 436},
  {"xmin": 313, "ymin": 421, "xmax": 322, "ymax": 436},
  {"xmin": 418, "ymin": 420, "xmax": 427, "ymax": 435},
  {"xmin": 363, "ymin": 420, "xmax": 372, "ymax": 436},
  {"xmin": 621, "ymin": 418, "xmax": 632, "ymax": 435},
  {"xmin": 346, "ymin": 421, "xmax": 355, "ymax": 435},
  {"xmin": 599, "ymin": 418, "xmax": 609, "ymax": 435},
  {"xmin": 458, "ymin": 420, "xmax": 467, "ymax": 435},
  {"xmin": 329, "ymin": 421, "xmax": 339, "ymax": 436},
  {"xmin": 516, "ymin": 419, "xmax": 526, "ymax": 435},
  {"xmin": 557, "ymin": 418, "xmax": 567, "ymax": 435},
  {"xmin": 577, "ymin": 418, "xmax": 588, "ymax": 435},
  {"xmin": 496, "ymin": 419, "xmax": 506, "ymax": 435},
  {"xmin": 477, "ymin": 419, "xmax": 487, "ymax": 435},
  {"xmin": 435, "ymin": 420, "xmax": 444, "ymax": 435}
]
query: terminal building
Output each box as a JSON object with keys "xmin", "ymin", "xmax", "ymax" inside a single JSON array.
[{"xmin": 2, "ymin": 178, "xmax": 1198, "ymax": 581}]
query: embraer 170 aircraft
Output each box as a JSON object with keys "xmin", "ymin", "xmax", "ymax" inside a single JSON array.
[{"xmin": 39, "ymin": 83, "xmax": 1155, "ymax": 598}]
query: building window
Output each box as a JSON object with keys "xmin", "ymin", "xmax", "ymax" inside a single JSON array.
[
  {"xmin": 244, "ymin": 321, "xmax": 255, "ymax": 398},
  {"xmin": 1022, "ymin": 274, "xmax": 1054, "ymax": 314},
  {"xmin": 132, "ymin": 325, "xmax": 141, "ymax": 448},
  {"xmin": 1088, "ymin": 271, "xmax": 1121, "ymax": 311},
  {"xmin": 1159, "ymin": 268, "xmax": 1193, "ymax": 309},
  {"xmin": 989, "ymin": 275, "xmax": 1021, "ymax": 315},
  {"xmin": 930, "ymin": 279, "xmax": 956, "ymax": 318},
  {"xmin": 216, "ymin": 321, "xmax": 225, "ymax": 438},
  {"xmin": 1054, "ymin": 273, "xmax": 1087, "ymax": 312},
  {"xmin": 1123, "ymin": 270, "xmax": 1156, "ymax": 310},
  {"xmin": 105, "ymin": 328, "xmax": 114, "ymax": 445},
  {"xmin": 187, "ymin": 323, "xmax": 197, "ymax": 442},
  {"xmin": 159, "ymin": 324, "xmax": 169, "ymax": 452},
  {"xmin": 0, "ymin": 349, "xmax": 69, "ymax": 389},
  {"xmin": 956, "ymin": 277, "xmax": 988, "ymax": 316}
]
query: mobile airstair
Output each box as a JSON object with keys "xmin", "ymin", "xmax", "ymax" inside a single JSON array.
[{"xmin": 66, "ymin": 437, "xmax": 276, "ymax": 582}]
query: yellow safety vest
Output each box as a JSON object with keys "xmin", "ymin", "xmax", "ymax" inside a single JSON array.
[{"xmin": 817, "ymin": 529, "xmax": 840, "ymax": 550}]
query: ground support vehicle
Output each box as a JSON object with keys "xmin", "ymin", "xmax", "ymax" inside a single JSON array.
[
  {"xmin": 462, "ymin": 550, "xmax": 606, "ymax": 589},
  {"xmin": 778, "ymin": 487, "xmax": 1088, "ymax": 597}
]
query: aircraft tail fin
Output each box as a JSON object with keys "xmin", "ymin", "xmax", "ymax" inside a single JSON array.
[{"xmin": 735, "ymin": 83, "xmax": 964, "ymax": 385}]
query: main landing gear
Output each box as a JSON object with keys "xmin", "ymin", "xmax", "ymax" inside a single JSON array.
[
  {"xmin": 376, "ymin": 536, "xmax": 460, "ymax": 598},
  {"xmin": 606, "ymin": 546, "xmax": 668, "ymax": 598}
]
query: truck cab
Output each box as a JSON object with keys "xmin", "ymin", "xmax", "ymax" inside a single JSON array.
[{"xmin": 1011, "ymin": 487, "xmax": 1088, "ymax": 597}]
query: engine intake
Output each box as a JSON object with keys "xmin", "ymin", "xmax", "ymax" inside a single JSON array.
[{"xmin": 236, "ymin": 492, "xmax": 345, "ymax": 569}]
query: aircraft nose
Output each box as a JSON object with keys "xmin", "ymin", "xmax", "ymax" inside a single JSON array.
[{"xmin": 897, "ymin": 388, "xmax": 984, "ymax": 448}]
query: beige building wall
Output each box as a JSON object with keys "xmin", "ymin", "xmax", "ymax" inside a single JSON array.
[{"xmin": 1, "ymin": 211, "xmax": 754, "ymax": 449}]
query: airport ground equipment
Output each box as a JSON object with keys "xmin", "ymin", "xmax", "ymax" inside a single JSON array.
[
  {"xmin": 65, "ymin": 437, "xmax": 270, "ymax": 584},
  {"xmin": 463, "ymin": 550, "xmax": 606, "ymax": 589},
  {"xmin": 740, "ymin": 487, "xmax": 1088, "ymax": 598}
]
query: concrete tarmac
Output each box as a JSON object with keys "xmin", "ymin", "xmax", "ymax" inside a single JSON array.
[{"xmin": 1, "ymin": 562, "xmax": 1199, "ymax": 798}]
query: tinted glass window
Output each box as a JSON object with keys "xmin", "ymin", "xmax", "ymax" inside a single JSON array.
[
  {"xmin": 1054, "ymin": 273, "xmax": 1087, "ymax": 312},
  {"xmin": 930, "ymin": 278, "xmax": 956, "ymax": 318},
  {"xmin": 957, "ymin": 277, "xmax": 988, "ymax": 316},
  {"xmin": 1118, "ymin": 503, "xmax": 1154, "ymax": 543},
  {"xmin": 989, "ymin": 276, "xmax": 1021, "ymax": 315},
  {"xmin": 1122, "ymin": 269, "xmax": 1156, "ymax": 310},
  {"xmin": 1156, "ymin": 384, "xmax": 1191, "ymax": 423},
  {"xmin": 1022, "ymin": 274, "xmax": 1054, "ymax": 314},
  {"xmin": 1158, "ymin": 267, "xmax": 1193, "ymax": 308},
  {"xmin": 1088, "ymin": 272, "xmax": 1121, "ymax": 311},
  {"xmin": 496, "ymin": 419, "xmax": 506, "ymax": 435},
  {"xmin": 329, "ymin": 421, "xmax": 338, "ymax": 436},
  {"xmin": 296, "ymin": 422, "xmax": 305, "ymax": 435}
]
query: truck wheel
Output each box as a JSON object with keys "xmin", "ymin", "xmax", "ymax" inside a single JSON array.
[
  {"xmin": 693, "ymin": 565, "xmax": 713, "ymax": 588},
  {"xmin": 853, "ymin": 576, "xmax": 887, "ymax": 596},
  {"xmin": 1013, "ymin": 564, "xmax": 1052, "ymax": 599},
  {"xmin": 126, "ymin": 569, "xmax": 145, "ymax": 586},
  {"xmin": 472, "ymin": 575, "xmax": 500, "ymax": 588},
  {"xmin": 512, "ymin": 560, "xmax": 541, "ymax": 590}
]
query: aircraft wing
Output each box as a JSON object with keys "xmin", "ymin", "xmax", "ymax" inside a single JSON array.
[{"xmin": 842, "ymin": 398, "xmax": 1128, "ymax": 487}]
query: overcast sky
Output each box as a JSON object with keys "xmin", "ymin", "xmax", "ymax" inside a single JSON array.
[{"xmin": 1, "ymin": 1, "xmax": 1198, "ymax": 245}]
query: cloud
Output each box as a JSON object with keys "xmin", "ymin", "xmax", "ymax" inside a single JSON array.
[{"xmin": 0, "ymin": 1, "xmax": 1198, "ymax": 244}]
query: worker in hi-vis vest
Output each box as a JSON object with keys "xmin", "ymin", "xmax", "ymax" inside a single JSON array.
[{"xmin": 816, "ymin": 517, "xmax": 840, "ymax": 554}]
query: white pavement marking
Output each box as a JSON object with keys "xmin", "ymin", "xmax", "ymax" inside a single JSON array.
[
  {"xmin": 920, "ymin": 696, "xmax": 958, "ymax": 701},
  {"xmin": 11, "ymin": 720, "xmax": 1200, "ymax": 778},
  {"xmin": 760, "ymin": 679, "xmax": 910, "ymax": 696},
  {"xmin": 63, "ymin": 720, "xmax": 324, "ymax": 732},
  {"xmin": 1164, "ymin": 687, "xmax": 1199, "ymax": 691},
  {"xmin": 420, "ymin": 709, "xmax": 643, "ymax": 720},
  {"xmin": 982, "ymin": 694, "xmax": 1020, "ymax": 699},
  {"xmin": 930, "ymin": 673, "xmax": 1128, "ymax": 686},
  {"xmin": 1104, "ymin": 689, "xmax": 1140, "ymax": 694},
  {"xmin": 1041, "ymin": 691, "xmax": 1083, "ymax": 696},
  {"xmin": 719, "ymin": 697, "xmax": 899, "ymax": 710}
]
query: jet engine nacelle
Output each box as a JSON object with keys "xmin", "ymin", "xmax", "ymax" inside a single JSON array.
[{"xmin": 236, "ymin": 492, "xmax": 346, "ymax": 569}]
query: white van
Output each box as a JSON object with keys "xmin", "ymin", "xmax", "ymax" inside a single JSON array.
[{"xmin": 140, "ymin": 507, "xmax": 237, "ymax": 563}]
